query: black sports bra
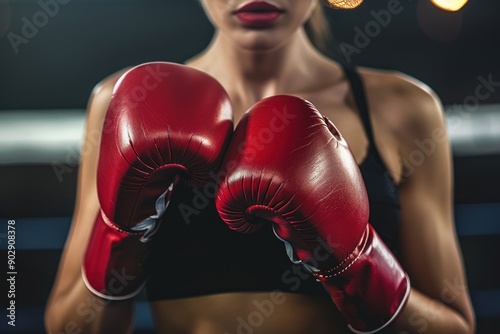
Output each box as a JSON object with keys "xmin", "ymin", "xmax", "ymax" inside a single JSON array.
[{"xmin": 145, "ymin": 66, "xmax": 401, "ymax": 301}]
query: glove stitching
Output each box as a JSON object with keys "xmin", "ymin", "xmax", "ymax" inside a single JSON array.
[
  {"xmin": 314, "ymin": 250, "xmax": 363, "ymax": 280},
  {"xmin": 314, "ymin": 226, "xmax": 369, "ymax": 280},
  {"xmin": 100, "ymin": 210, "xmax": 143, "ymax": 236}
]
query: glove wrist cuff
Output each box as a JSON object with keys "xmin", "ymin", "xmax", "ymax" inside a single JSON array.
[
  {"xmin": 347, "ymin": 275, "xmax": 410, "ymax": 333},
  {"xmin": 317, "ymin": 225, "xmax": 411, "ymax": 333},
  {"xmin": 81, "ymin": 266, "xmax": 146, "ymax": 301},
  {"xmin": 83, "ymin": 211, "xmax": 152, "ymax": 300},
  {"xmin": 311, "ymin": 226, "xmax": 370, "ymax": 282}
]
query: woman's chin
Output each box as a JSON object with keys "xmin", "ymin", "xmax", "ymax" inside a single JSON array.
[{"xmin": 232, "ymin": 34, "xmax": 287, "ymax": 54}]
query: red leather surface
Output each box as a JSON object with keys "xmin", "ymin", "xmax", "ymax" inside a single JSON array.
[
  {"xmin": 216, "ymin": 95, "xmax": 408, "ymax": 331},
  {"xmin": 319, "ymin": 225, "xmax": 410, "ymax": 332},
  {"xmin": 99, "ymin": 62, "xmax": 232, "ymax": 226},
  {"xmin": 84, "ymin": 62, "xmax": 233, "ymax": 298},
  {"xmin": 216, "ymin": 95, "xmax": 368, "ymax": 269}
]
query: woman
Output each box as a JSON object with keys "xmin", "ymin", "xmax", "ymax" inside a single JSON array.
[{"xmin": 45, "ymin": 1, "xmax": 475, "ymax": 333}]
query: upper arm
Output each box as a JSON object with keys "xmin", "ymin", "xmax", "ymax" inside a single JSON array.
[
  {"xmin": 395, "ymin": 76, "xmax": 475, "ymax": 327},
  {"xmin": 48, "ymin": 68, "xmax": 129, "ymax": 301}
]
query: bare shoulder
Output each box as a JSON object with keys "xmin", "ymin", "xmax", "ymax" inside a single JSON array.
[
  {"xmin": 357, "ymin": 67, "xmax": 445, "ymax": 137},
  {"xmin": 45, "ymin": 67, "xmax": 132, "ymax": 307},
  {"xmin": 87, "ymin": 68, "xmax": 131, "ymax": 120},
  {"xmin": 92, "ymin": 67, "xmax": 131, "ymax": 95}
]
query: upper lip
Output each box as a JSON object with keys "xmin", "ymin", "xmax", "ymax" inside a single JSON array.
[{"xmin": 233, "ymin": 1, "xmax": 285, "ymax": 14}]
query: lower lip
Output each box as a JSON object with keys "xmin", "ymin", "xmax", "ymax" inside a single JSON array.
[{"xmin": 234, "ymin": 11, "xmax": 283, "ymax": 27}]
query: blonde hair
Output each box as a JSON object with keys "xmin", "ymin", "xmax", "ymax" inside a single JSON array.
[{"xmin": 304, "ymin": 3, "xmax": 333, "ymax": 53}]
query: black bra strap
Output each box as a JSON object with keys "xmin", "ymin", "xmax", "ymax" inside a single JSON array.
[
  {"xmin": 340, "ymin": 64, "xmax": 394, "ymax": 176},
  {"xmin": 341, "ymin": 64, "xmax": 376, "ymax": 146}
]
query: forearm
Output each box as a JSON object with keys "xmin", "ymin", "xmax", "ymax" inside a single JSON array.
[
  {"xmin": 45, "ymin": 277, "xmax": 134, "ymax": 334},
  {"xmin": 390, "ymin": 288, "xmax": 474, "ymax": 334}
]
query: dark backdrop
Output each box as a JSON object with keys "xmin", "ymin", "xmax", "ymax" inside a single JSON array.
[
  {"xmin": 0, "ymin": 1, "xmax": 499, "ymax": 333},
  {"xmin": 0, "ymin": 0, "xmax": 499, "ymax": 110}
]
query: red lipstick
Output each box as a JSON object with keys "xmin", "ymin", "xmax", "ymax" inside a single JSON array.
[{"xmin": 233, "ymin": 1, "xmax": 284, "ymax": 28}]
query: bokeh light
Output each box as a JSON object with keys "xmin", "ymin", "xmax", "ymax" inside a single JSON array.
[
  {"xmin": 431, "ymin": 0, "xmax": 468, "ymax": 11},
  {"xmin": 324, "ymin": 0, "xmax": 364, "ymax": 10}
]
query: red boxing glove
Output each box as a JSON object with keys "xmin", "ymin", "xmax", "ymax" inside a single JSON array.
[
  {"xmin": 83, "ymin": 62, "xmax": 232, "ymax": 300},
  {"xmin": 216, "ymin": 95, "xmax": 409, "ymax": 333}
]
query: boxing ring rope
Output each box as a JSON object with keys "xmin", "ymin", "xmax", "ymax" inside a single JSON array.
[
  {"xmin": 0, "ymin": 104, "xmax": 499, "ymax": 333},
  {"xmin": 1, "ymin": 104, "xmax": 499, "ymax": 164}
]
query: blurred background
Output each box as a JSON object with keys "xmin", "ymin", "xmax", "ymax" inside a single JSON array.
[{"xmin": 0, "ymin": 0, "xmax": 499, "ymax": 333}]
